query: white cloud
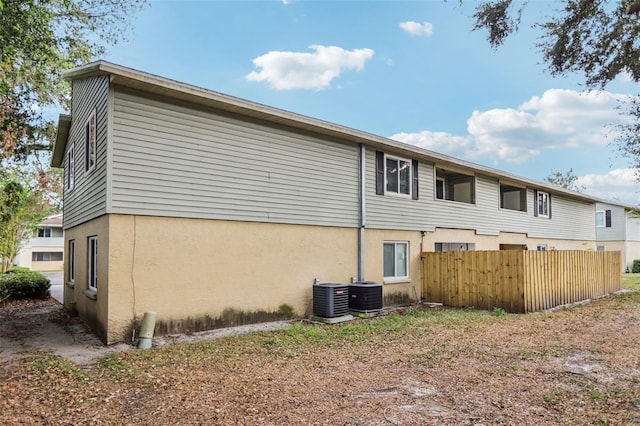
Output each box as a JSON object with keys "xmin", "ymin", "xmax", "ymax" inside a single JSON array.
[
  {"xmin": 390, "ymin": 130, "xmax": 475, "ymax": 157},
  {"xmin": 392, "ymin": 89, "xmax": 630, "ymax": 164},
  {"xmin": 577, "ymin": 168, "xmax": 640, "ymax": 206},
  {"xmin": 399, "ymin": 21, "xmax": 434, "ymax": 37},
  {"xmin": 246, "ymin": 45, "xmax": 374, "ymax": 90}
]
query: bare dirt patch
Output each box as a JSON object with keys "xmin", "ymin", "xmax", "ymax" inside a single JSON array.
[{"xmin": 1, "ymin": 293, "xmax": 640, "ymax": 425}]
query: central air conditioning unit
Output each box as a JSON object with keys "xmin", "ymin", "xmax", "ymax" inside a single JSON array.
[
  {"xmin": 313, "ymin": 283, "xmax": 349, "ymax": 318},
  {"xmin": 349, "ymin": 281, "xmax": 383, "ymax": 313}
]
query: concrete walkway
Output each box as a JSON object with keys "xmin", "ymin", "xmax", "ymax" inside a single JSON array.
[{"xmin": 42, "ymin": 271, "xmax": 63, "ymax": 303}]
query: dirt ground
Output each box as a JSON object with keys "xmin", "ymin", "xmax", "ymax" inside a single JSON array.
[
  {"xmin": 0, "ymin": 298, "xmax": 291, "ymax": 366},
  {"xmin": 1, "ymin": 293, "xmax": 640, "ymax": 425}
]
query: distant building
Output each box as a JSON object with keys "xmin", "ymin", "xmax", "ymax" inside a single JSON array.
[{"xmin": 14, "ymin": 214, "xmax": 64, "ymax": 271}]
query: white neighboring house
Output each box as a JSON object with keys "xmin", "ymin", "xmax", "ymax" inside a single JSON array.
[{"xmin": 14, "ymin": 214, "xmax": 64, "ymax": 271}]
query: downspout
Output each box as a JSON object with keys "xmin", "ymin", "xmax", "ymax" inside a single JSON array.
[{"xmin": 358, "ymin": 143, "xmax": 366, "ymax": 282}]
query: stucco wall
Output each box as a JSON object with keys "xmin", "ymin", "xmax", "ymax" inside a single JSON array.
[
  {"xmin": 423, "ymin": 228, "xmax": 596, "ymax": 252},
  {"xmin": 63, "ymin": 215, "xmax": 110, "ymax": 342},
  {"xmin": 106, "ymin": 215, "xmax": 359, "ymax": 343}
]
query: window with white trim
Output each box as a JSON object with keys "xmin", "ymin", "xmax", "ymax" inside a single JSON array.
[
  {"xmin": 383, "ymin": 241, "xmax": 409, "ymax": 280},
  {"xmin": 69, "ymin": 240, "xmax": 75, "ymax": 283},
  {"xmin": 596, "ymin": 210, "xmax": 612, "ymax": 228},
  {"xmin": 37, "ymin": 228, "xmax": 52, "ymax": 238},
  {"xmin": 88, "ymin": 236, "xmax": 98, "ymax": 290},
  {"xmin": 375, "ymin": 151, "xmax": 419, "ymax": 200},
  {"xmin": 66, "ymin": 147, "xmax": 74, "ymax": 190},
  {"xmin": 32, "ymin": 252, "xmax": 63, "ymax": 261},
  {"xmin": 536, "ymin": 191, "xmax": 550, "ymax": 217},
  {"xmin": 386, "ymin": 156, "xmax": 411, "ymax": 196},
  {"xmin": 85, "ymin": 110, "xmax": 96, "ymax": 172}
]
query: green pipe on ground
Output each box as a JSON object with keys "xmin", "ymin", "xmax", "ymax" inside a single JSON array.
[{"xmin": 137, "ymin": 311, "xmax": 156, "ymax": 349}]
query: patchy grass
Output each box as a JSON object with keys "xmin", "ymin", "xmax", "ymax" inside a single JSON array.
[
  {"xmin": 1, "ymin": 297, "xmax": 640, "ymax": 425},
  {"xmin": 622, "ymin": 272, "xmax": 640, "ymax": 291}
]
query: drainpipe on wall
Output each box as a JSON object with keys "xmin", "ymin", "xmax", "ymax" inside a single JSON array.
[{"xmin": 358, "ymin": 143, "xmax": 366, "ymax": 282}]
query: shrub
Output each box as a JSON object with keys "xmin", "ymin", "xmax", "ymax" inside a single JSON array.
[
  {"xmin": 6, "ymin": 266, "xmax": 30, "ymax": 274},
  {"xmin": 0, "ymin": 271, "xmax": 51, "ymax": 300},
  {"xmin": 633, "ymin": 260, "xmax": 640, "ymax": 274}
]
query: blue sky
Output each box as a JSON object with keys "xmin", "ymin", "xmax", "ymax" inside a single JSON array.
[{"xmin": 102, "ymin": 0, "xmax": 639, "ymax": 205}]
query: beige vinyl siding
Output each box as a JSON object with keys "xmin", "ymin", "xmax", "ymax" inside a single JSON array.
[
  {"xmin": 366, "ymin": 150, "xmax": 595, "ymax": 240},
  {"xmin": 110, "ymin": 89, "xmax": 360, "ymax": 227},
  {"xmin": 63, "ymin": 76, "xmax": 109, "ymax": 229}
]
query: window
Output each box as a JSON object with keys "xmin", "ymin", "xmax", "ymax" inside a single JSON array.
[
  {"xmin": 597, "ymin": 209, "xmax": 612, "ymax": 228},
  {"xmin": 85, "ymin": 110, "xmax": 96, "ymax": 172},
  {"xmin": 37, "ymin": 228, "xmax": 52, "ymax": 238},
  {"xmin": 500, "ymin": 184, "xmax": 527, "ymax": 212},
  {"xmin": 375, "ymin": 151, "xmax": 418, "ymax": 200},
  {"xmin": 386, "ymin": 156, "xmax": 411, "ymax": 195},
  {"xmin": 537, "ymin": 244, "xmax": 547, "ymax": 251},
  {"xmin": 535, "ymin": 191, "xmax": 551, "ymax": 218},
  {"xmin": 435, "ymin": 178, "xmax": 445, "ymax": 200},
  {"xmin": 69, "ymin": 240, "xmax": 75, "ymax": 282},
  {"xmin": 66, "ymin": 147, "xmax": 74, "ymax": 190},
  {"xmin": 597, "ymin": 245, "xmax": 605, "ymax": 252},
  {"xmin": 383, "ymin": 241, "xmax": 409, "ymax": 280},
  {"xmin": 88, "ymin": 236, "xmax": 98, "ymax": 290},
  {"xmin": 435, "ymin": 242, "xmax": 476, "ymax": 252},
  {"xmin": 32, "ymin": 252, "xmax": 63, "ymax": 261},
  {"xmin": 435, "ymin": 168, "xmax": 475, "ymax": 204}
]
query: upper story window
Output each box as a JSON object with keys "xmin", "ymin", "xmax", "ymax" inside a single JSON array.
[
  {"xmin": 375, "ymin": 151, "xmax": 418, "ymax": 200},
  {"xmin": 500, "ymin": 184, "xmax": 527, "ymax": 212},
  {"xmin": 435, "ymin": 168, "xmax": 475, "ymax": 204},
  {"xmin": 596, "ymin": 210, "xmax": 612, "ymax": 228},
  {"xmin": 386, "ymin": 156, "xmax": 411, "ymax": 196},
  {"xmin": 535, "ymin": 190, "xmax": 551, "ymax": 218},
  {"xmin": 66, "ymin": 147, "xmax": 75, "ymax": 190},
  {"xmin": 85, "ymin": 110, "xmax": 96, "ymax": 172},
  {"xmin": 37, "ymin": 228, "xmax": 52, "ymax": 238}
]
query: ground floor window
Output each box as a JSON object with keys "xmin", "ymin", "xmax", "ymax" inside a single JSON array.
[
  {"xmin": 88, "ymin": 236, "xmax": 98, "ymax": 290},
  {"xmin": 69, "ymin": 240, "xmax": 76, "ymax": 282},
  {"xmin": 384, "ymin": 241, "xmax": 409, "ymax": 280},
  {"xmin": 435, "ymin": 242, "xmax": 476, "ymax": 252},
  {"xmin": 32, "ymin": 251, "xmax": 63, "ymax": 262}
]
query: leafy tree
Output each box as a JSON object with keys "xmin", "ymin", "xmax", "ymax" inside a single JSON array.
[
  {"xmin": 0, "ymin": 0, "xmax": 147, "ymax": 160},
  {"xmin": 0, "ymin": 174, "xmax": 49, "ymax": 273},
  {"xmin": 544, "ymin": 168, "xmax": 586, "ymax": 192},
  {"xmin": 471, "ymin": 0, "xmax": 640, "ymax": 176}
]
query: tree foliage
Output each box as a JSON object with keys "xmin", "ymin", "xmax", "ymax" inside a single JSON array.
[
  {"xmin": 0, "ymin": 173, "xmax": 50, "ymax": 273},
  {"xmin": 472, "ymin": 0, "xmax": 640, "ymax": 177},
  {"xmin": 0, "ymin": 0, "xmax": 147, "ymax": 160},
  {"xmin": 544, "ymin": 168, "xmax": 586, "ymax": 192}
]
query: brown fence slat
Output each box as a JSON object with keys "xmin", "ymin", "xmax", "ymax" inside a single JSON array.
[{"xmin": 421, "ymin": 250, "xmax": 621, "ymax": 313}]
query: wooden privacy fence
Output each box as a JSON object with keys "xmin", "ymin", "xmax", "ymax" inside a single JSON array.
[{"xmin": 422, "ymin": 251, "xmax": 621, "ymax": 313}]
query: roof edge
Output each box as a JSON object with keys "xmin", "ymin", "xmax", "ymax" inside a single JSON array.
[
  {"xmin": 51, "ymin": 114, "xmax": 71, "ymax": 168},
  {"xmin": 61, "ymin": 61, "xmax": 625, "ymax": 207}
]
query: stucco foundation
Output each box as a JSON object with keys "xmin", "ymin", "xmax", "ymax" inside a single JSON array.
[
  {"xmin": 63, "ymin": 216, "xmax": 606, "ymax": 344},
  {"xmin": 66, "ymin": 215, "xmax": 362, "ymax": 343}
]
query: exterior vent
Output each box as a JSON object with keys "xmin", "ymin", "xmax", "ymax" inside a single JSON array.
[
  {"xmin": 349, "ymin": 281, "xmax": 383, "ymax": 313},
  {"xmin": 313, "ymin": 283, "xmax": 349, "ymax": 318}
]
